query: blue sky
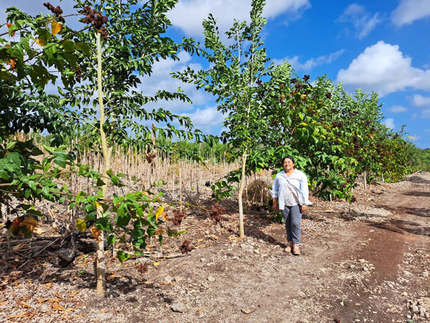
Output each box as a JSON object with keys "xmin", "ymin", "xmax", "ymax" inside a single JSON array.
[
  {"xmin": 164, "ymin": 0, "xmax": 430, "ymax": 149},
  {"xmin": 1, "ymin": 0, "xmax": 430, "ymax": 148}
]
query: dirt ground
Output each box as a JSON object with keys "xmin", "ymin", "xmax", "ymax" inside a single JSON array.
[{"xmin": 1, "ymin": 172, "xmax": 429, "ymax": 323}]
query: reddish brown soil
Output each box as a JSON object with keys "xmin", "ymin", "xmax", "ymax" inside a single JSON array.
[{"xmin": 1, "ymin": 173, "xmax": 429, "ymax": 323}]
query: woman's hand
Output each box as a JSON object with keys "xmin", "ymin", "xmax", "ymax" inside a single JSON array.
[
  {"xmin": 272, "ymin": 199, "xmax": 279, "ymax": 213},
  {"xmin": 300, "ymin": 204, "xmax": 308, "ymax": 213}
]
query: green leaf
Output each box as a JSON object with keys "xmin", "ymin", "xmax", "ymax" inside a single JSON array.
[
  {"xmin": 6, "ymin": 141, "xmax": 17, "ymax": 149},
  {"xmin": 7, "ymin": 152, "xmax": 21, "ymax": 166},
  {"xmin": 85, "ymin": 204, "xmax": 96, "ymax": 212},
  {"xmin": 117, "ymin": 213, "xmax": 131, "ymax": 227},
  {"xmin": 0, "ymin": 170, "xmax": 9, "ymax": 180},
  {"xmin": 107, "ymin": 234, "xmax": 116, "ymax": 246},
  {"xmin": 147, "ymin": 226, "xmax": 156, "ymax": 237},
  {"xmin": 43, "ymin": 145, "xmax": 55, "ymax": 154},
  {"xmin": 111, "ymin": 176, "xmax": 119, "ymax": 185},
  {"xmin": 74, "ymin": 42, "xmax": 91, "ymax": 56},
  {"xmin": 61, "ymin": 40, "xmax": 75, "ymax": 53},
  {"xmin": 96, "ymin": 217, "xmax": 113, "ymax": 231},
  {"xmin": 28, "ymin": 181, "xmax": 37, "ymax": 191},
  {"xmin": 43, "ymin": 162, "xmax": 51, "ymax": 171},
  {"xmin": 99, "ymin": 202, "xmax": 109, "ymax": 212},
  {"xmin": 25, "ymin": 189, "xmax": 31, "ymax": 199},
  {"xmin": 5, "ymin": 163, "xmax": 19, "ymax": 173},
  {"xmin": 53, "ymin": 156, "xmax": 66, "ymax": 167},
  {"xmin": 42, "ymin": 186, "xmax": 50, "ymax": 196},
  {"xmin": 117, "ymin": 203, "xmax": 126, "ymax": 217},
  {"xmin": 96, "ymin": 178, "xmax": 105, "ymax": 187},
  {"xmin": 117, "ymin": 250, "xmax": 130, "ymax": 263}
]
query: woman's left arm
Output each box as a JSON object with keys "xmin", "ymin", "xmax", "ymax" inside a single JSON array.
[{"xmin": 300, "ymin": 172, "xmax": 310, "ymax": 212}]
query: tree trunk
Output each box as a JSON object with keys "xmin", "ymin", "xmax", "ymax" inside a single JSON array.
[
  {"xmin": 237, "ymin": 152, "xmax": 247, "ymax": 238},
  {"xmin": 363, "ymin": 171, "xmax": 367, "ymax": 190},
  {"xmin": 96, "ymin": 227, "xmax": 105, "ymax": 294},
  {"xmin": 96, "ymin": 31, "xmax": 107, "ymax": 294}
]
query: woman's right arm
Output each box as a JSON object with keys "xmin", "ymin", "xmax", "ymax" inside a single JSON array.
[
  {"xmin": 271, "ymin": 175, "xmax": 279, "ymax": 212},
  {"xmin": 273, "ymin": 198, "xmax": 279, "ymax": 213}
]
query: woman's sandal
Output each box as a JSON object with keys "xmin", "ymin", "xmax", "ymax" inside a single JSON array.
[
  {"xmin": 284, "ymin": 241, "xmax": 293, "ymax": 253},
  {"xmin": 292, "ymin": 243, "xmax": 300, "ymax": 256}
]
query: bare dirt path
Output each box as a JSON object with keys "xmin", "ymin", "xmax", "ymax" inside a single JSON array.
[
  {"xmin": 324, "ymin": 173, "xmax": 430, "ymax": 323},
  {"xmin": 0, "ymin": 173, "xmax": 429, "ymax": 323}
]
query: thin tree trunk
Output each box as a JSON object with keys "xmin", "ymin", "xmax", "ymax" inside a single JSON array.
[
  {"xmin": 238, "ymin": 152, "xmax": 247, "ymax": 238},
  {"xmin": 364, "ymin": 171, "xmax": 367, "ymax": 190},
  {"xmin": 179, "ymin": 167, "xmax": 182, "ymax": 208},
  {"xmin": 96, "ymin": 31, "xmax": 107, "ymax": 294}
]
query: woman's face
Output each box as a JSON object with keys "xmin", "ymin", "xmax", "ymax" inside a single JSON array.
[{"xmin": 283, "ymin": 158, "xmax": 295, "ymax": 172}]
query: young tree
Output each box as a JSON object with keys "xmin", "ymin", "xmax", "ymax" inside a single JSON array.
[
  {"xmin": 2, "ymin": 0, "xmax": 205, "ymax": 295},
  {"xmin": 64, "ymin": 0, "xmax": 205, "ymax": 293},
  {"xmin": 174, "ymin": 0, "xmax": 289, "ymax": 237}
]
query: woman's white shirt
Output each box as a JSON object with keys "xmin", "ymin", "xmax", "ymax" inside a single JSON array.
[{"xmin": 271, "ymin": 169, "xmax": 311, "ymax": 210}]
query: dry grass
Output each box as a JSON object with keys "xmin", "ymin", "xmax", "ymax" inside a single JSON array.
[
  {"xmin": 4, "ymin": 138, "xmax": 273, "ymax": 225},
  {"xmin": 67, "ymin": 148, "xmax": 273, "ymax": 207},
  {"xmin": 244, "ymin": 178, "xmax": 272, "ymax": 206}
]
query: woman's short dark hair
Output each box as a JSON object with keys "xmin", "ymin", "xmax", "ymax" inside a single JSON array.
[{"xmin": 282, "ymin": 156, "xmax": 296, "ymax": 168}]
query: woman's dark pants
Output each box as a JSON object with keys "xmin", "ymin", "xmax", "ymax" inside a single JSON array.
[{"xmin": 281, "ymin": 205, "xmax": 302, "ymax": 244}]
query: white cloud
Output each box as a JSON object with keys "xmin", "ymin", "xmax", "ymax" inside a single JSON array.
[
  {"xmin": 274, "ymin": 49, "xmax": 345, "ymax": 71},
  {"xmin": 409, "ymin": 103, "xmax": 430, "ymax": 119},
  {"xmin": 407, "ymin": 95, "xmax": 430, "ymax": 119},
  {"xmin": 410, "ymin": 94, "xmax": 430, "ymax": 107},
  {"xmin": 388, "ymin": 105, "xmax": 409, "ymax": 113},
  {"xmin": 181, "ymin": 107, "xmax": 224, "ymax": 134},
  {"xmin": 168, "ymin": 0, "xmax": 311, "ymax": 38},
  {"xmin": 336, "ymin": 41, "xmax": 430, "ymax": 96},
  {"xmin": 338, "ymin": 4, "xmax": 382, "ymax": 39},
  {"xmin": 383, "ymin": 118, "xmax": 395, "ymax": 129},
  {"xmin": 263, "ymin": 0, "xmax": 311, "ymax": 21},
  {"xmin": 391, "ymin": 0, "xmax": 430, "ymax": 26}
]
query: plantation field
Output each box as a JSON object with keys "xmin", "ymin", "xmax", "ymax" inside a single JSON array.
[
  {"xmin": 2, "ymin": 1, "xmax": 430, "ymax": 322},
  {"xmin": 1, "ymin": 171, "xmax": 429, "ymax": 323}
]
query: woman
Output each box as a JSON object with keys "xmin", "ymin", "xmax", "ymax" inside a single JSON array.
[{"xmin": 271, "ymin": 156, "xmax": 311, "ymax": 256}]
